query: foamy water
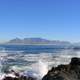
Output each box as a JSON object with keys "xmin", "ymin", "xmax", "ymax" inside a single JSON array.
[{"xmin": 0, "ymin": 48, "xmax": 80, "ymax": 80}]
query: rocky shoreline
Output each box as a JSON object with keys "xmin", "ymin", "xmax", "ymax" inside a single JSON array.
[
  {"xmin": 1, "ymin": 70, "xmax": 37, "ymax": 80},
  {"xmin": 42, "ymin": 57, "xmax": 80, "ymax": 80},
  {"xmin": 1, "ymin": 57, "xmax": 80, "ymax": 80}
]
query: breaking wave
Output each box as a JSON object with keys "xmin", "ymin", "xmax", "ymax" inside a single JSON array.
[{"xmin": 0, "ymin": 46, "xmax": 80, "ymax": 80}]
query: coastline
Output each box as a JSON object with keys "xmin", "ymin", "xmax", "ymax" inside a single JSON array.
[{"xmin": 1, "ymin": 57, "xmax": 80, "ymax": 80}]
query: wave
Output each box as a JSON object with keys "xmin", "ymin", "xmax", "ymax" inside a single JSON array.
[{"xmin": 0, "ymin": 49, "xmax": 80, "ymax": 80}]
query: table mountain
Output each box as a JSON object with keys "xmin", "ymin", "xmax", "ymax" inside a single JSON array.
[{"xmin": 6, "ymin": 38, "xmax": 70, "ymax": 45}]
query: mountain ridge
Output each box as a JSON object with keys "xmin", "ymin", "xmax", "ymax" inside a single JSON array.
[{"xmin": 5, "ymin": 38, "xmax": 71, "ymax": 45}]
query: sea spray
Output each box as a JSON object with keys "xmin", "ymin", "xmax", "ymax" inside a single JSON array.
[
  {"xmin": 22, "ymin": 60, "xmax": 49, "ymax": 80},
  {"xmin": 0, "ymin": 48, "xmax": 80, "ymax": 80},
  {"xmin": 37, "ymin": 60, "xmax": 48, "ymax": 78}
]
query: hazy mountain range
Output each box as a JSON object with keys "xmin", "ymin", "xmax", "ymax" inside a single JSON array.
[{"xmin": 5, "ymin": 38, "xmax": 71, "ymax": 45}]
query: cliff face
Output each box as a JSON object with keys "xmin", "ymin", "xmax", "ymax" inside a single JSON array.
[{"xmin": 42, "ymin": 57, "xmax": 80, "ymax": 80}]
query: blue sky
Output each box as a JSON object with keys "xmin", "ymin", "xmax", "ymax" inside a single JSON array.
[{"xmin": 0, "ymin": 0, "xmax": 80, "ymax": 42}]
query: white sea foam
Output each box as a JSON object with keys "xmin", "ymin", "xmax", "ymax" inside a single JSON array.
[
  {"xmin": 0, "ymin": 49, "xmax": 80, "ymax": 80},
  {"xmin": 31, "ymin": 60, "xmax": 48, "ymax": 79}
]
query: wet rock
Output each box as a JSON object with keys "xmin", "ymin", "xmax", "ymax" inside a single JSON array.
[
  {"xmin": 3, "ymin": 76, "xmax": 36, "ymax": 80},
  {"xmin": 42, "ymin": 57, "xmax": 80, "ymax": 80},
  {"xmin": 3, "ymin": 77, "xmax": 19, "ymax": 80},
  {"xmin": 70, "ymin": 57, "xmax": 80, "ymax": 65},
  {"xmin": 2, "ymin": 70, "xmax": 37, "ymax": 80}
]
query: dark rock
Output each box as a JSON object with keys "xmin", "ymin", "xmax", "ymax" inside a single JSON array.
[
  {"xmin": 2, "ymin": 70, "xmax": 37, "ymax": 80},
  {"xmin": 70, "ymin": 57, "xmax": 80, "ymax": 65},
  {"xmin": 3, "ymin": 77, "xmax": 19, "ymax": 80},
  {"xmin": 42, "ymin": 57, "xmax": 80, "ymax": 80},
  {"xmin": 3, "ymin": 76, "xmax": 36, "ymax": 80}
]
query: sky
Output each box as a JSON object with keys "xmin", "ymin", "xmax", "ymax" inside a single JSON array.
[{"xmin": 0, "ymin": 0, "xmax": 80, "ymax": 43}]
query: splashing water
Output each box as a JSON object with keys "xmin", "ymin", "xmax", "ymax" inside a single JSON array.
[
  {"xmin": 0, "ymin": 46, "xmax": 80, "ymax": 80},
  {"xmin": 32, "ymin": 60, "xmax": 48, "ymax": 78},
  {"xmin": 37, "ymin": 60, "xmax": 48, "ymax": 78},
  {"xmin": 21, "ymin": 60, "xmax": 49, "ymax": 80}
]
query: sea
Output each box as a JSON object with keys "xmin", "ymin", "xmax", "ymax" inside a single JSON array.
[{"xmin": 0, "ymin": 45, "xmax": 80, "ymax": 79}]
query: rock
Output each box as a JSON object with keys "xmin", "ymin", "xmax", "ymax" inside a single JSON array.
[
  {"xmin": 2, "ymin": 57, "xmax": 80, "ymax": 80},
  {"xmin": 3, "ymin": 77, "xmax": 19, "ymax": 80},
  {"xmin": 2, "ymin": 70, "xmax": 37, "ymax": 80},
  {"xmin": 70, "ymin": 57, "xmax": 80, "ymax": 65},
  {"xmin": 42, "ymin": 57, "xmax": 80, "ymax": 80},
  {"xmin": 3, "ymin": 75, "xmax": 36, "ymax": 80}
]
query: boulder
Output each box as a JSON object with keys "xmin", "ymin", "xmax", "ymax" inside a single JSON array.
[{"xmin": 42, "ymin": 57, "xmax": 80, "ymax": 80}]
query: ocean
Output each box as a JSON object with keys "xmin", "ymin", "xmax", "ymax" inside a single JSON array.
[{"xmin": 0, "ymin": 45, "xmax": 80, "ymax": 79}]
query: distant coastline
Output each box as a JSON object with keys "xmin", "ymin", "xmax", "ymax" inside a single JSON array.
[{"xmin": 3, "ymin": 37, "xmax": 71, "ymax": 46}]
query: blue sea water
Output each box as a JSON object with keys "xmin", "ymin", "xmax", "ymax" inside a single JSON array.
[
  {"xmin": 0, "ymin": 45, "xmax": 66, "ymax": 53},
  {"xmin": 0, "ymin": 45, "xmax": 80, "ymax": 79}
]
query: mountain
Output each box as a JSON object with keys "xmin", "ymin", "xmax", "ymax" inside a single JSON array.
[
  {"xmin": 7, "ymin": 38, "xmax": 22, "ymax": 44},
  {"xmin": 6, "ymin": 38, "xmax": 71, "ymax": 45}
]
